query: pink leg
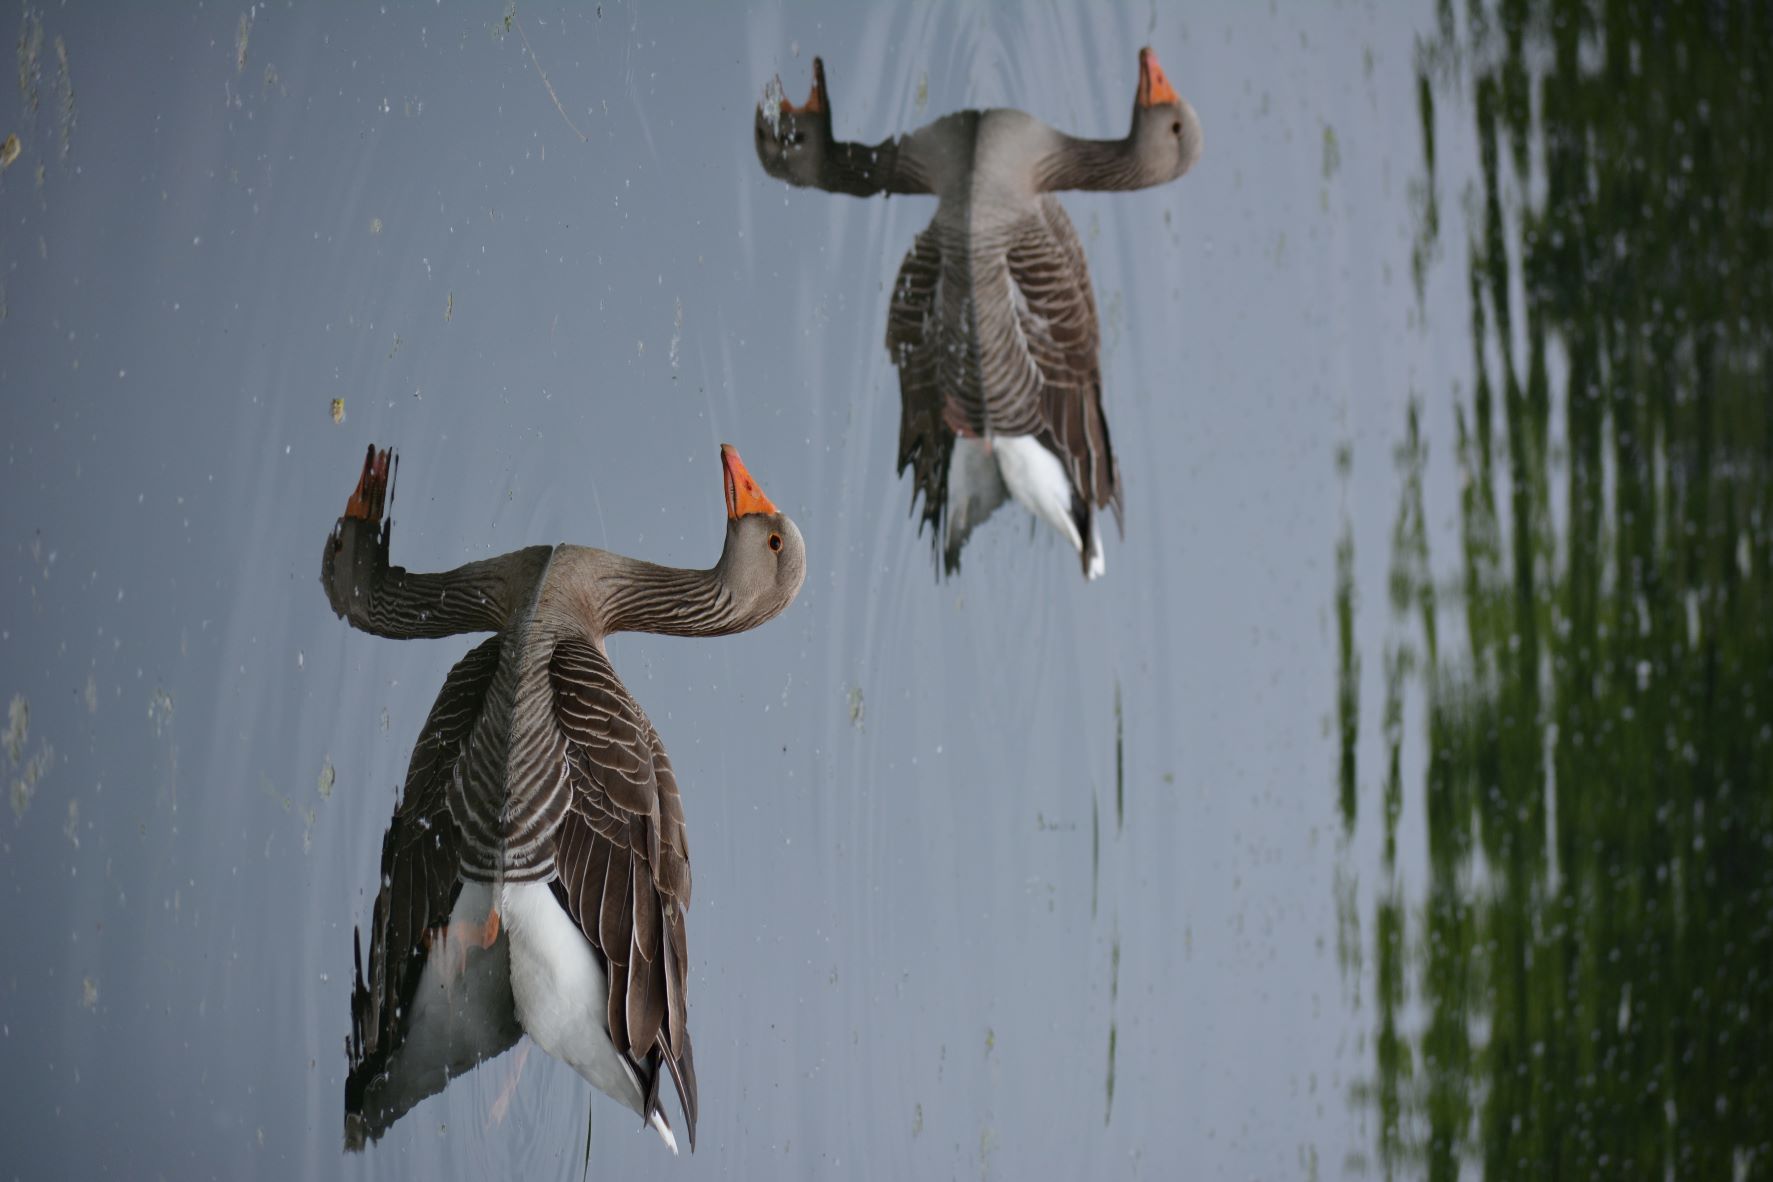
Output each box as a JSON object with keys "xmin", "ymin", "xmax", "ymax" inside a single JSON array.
[
  {"xmin": 487, "ymin": 1041, "xmax": 533, "ymax": 1128},
  {"xmin": 423, "ymin": 906, "xmax": 501, "ymax": 985}
]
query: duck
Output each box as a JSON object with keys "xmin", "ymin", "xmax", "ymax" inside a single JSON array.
[
  {"xmin": 324, "ymin": 441, "xmax": 806, "ymax": 1154},
  {"xmin": 755, "ymin": 47, "xmax": 1201, "ymax": 579}
]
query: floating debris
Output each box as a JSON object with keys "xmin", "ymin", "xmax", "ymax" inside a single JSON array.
[
  {"xmin": 1109, "ymin": 927, "xmax": 1120, "ymax": 1004},
  {"xmin": 2, "ymin": 693, "xmax": 49, "ymax": 820},
  {"xmin": 82, "ymin": 673, "xmax": 96, "ymax": 714},
  {"xmin": 911, "ymin": 1102, "xmax": 923, "ymax": 1136},
  {"xmin": 0, "ymin": 133, "xmax": 18, "ymax": 170},
  {"xmin": 1113, "ymin": 680, "xmax": 1124, "ymax": 832},
  {"xmin": 4, "ymin": 694, "xmax": 25, "ymax": 764},
  {"xmin": 18, "ymin": 10, "xmax": 42, "ymax": 114},
  {"xmin": 317, "ymin": 757, "xmax": 334, "ymax": 800},
  {"xmin": 63, "ymin": 798, "xmax": 78, "ymax": 847},
  {"xmin": 444, "ymin": 291, "xmax": 453, "ymax": 321},
  {"xmin": 1103, "ymin": 1022, "xmax": 1118, "ymax": 1125},
  {"xmin": 148, "ymin": 687, "xmax": 174, "ymax": 736},
  {"xmin": 369, "ymin": 216, "xmax": 382, "ymax": 235},
  {"xmin": 26, "ymin": 745, "xmax": 54, "ymax": 801},
  {"xmin": 508, "ymin": 7, "xmax": 587, "ymax": 143},
  {"xmin": 53, "ymin": 36, "xmax": 71, "ymax": 160},
  {"xmin": 330, "ymin": 397, "xmax": 345, "ymax": 424},
  {"xmin": 847, "ymin": 685, "xmax": 864, "ymax": 729},
  {"xmin": 81, "ymin": 976, "xmax": 98, "ymax": 1009},
  {"xmin": 1090, "ymin": 790, "xmax": 1100, "ymax": 919},
  {"xmin": 235, "ymin": 10, "xmax": 253, "ymax": 74},
  {"xmin": 668, "ymin": 297, "xmax": 683, "ymax": 371},
  {"xmin": 1336, "ymin": 510, "xmax": 1359, "ymax": 834},
  {"xmin": 1104, "ymin": 925, "xmax": 1120, "ymax": 1125}
]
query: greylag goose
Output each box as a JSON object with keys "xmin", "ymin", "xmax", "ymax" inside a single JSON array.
[
  {"xmin": 323, "ymin": 442, "xmax": 806, "ymax": 1154},
  {"xmin": 755, "ymin": 48, "xmax": 1201, "ymax": 579}
]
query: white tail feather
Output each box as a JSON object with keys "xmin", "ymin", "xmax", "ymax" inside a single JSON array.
[{"xmin": 649, "ymin": 1111, "xmax": 680, "ymax": 1155}]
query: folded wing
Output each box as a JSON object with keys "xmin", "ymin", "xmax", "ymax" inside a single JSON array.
[{"xmin": 548, "ymin": 636, "xmax": 698, "ymax": 1149}]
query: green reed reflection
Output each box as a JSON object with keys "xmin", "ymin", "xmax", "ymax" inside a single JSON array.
[{"xmin": 1351, "ymin": 1, "xmax": 1773, "ymax": 1176}]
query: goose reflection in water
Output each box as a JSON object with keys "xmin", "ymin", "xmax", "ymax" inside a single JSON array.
[
  {"xmin": 342, "ymin": 633, "xmax": 520, "ymax": 1147},
  {"xmin": 324, "ymin": 442, "xmax": 805, "ymax": 1154},
  {"xmin": 755, "ymin": 48, "xmax": 1201, "ymax": 579}
]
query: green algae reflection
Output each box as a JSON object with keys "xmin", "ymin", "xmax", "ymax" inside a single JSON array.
[{"xmin": 1345, "ymin": 2, "xmax": 1773, "ymax": 1177}]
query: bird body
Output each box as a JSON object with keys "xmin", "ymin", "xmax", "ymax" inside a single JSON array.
[
  {"xmin": 757, "ymin": 49, "xmax": 1201, "ymax": 577},
  {"xmin": 330, "ymin": 444, "xmax": 804, "ymax": 1154}
]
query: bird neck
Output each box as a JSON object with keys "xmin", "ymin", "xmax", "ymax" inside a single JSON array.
[
  {"xmin": 820, "ymin": 136, "xmax": 915, "ymax": 196},
  {"xmin": 1037, "ymin": 131, "xmax": 1148, "ymax": 192},
  {"xmin": 596, "ymin": 551, "xmax": 744, "ymax": 639}
]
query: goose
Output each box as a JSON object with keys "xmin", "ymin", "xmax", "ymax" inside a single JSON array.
[
  {"xmin": 324, "ymin": 442, "xmax": 806, "ymax": 1154},
  {"xmin": 755, "ymin": 47, "xmax": 1201, "ymax": 579}
]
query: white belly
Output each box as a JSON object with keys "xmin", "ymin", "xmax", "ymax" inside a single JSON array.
[
  {"xmin": 990, "ymin": 434, "xmax": 1103, "ymax": 578},
  {"xmin": 500, "ymin": 881, "xmax": 650, "ymax": 1118}
]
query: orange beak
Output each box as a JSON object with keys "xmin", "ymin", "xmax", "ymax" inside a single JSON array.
[
  {"xmin": 782, "ymin": 56, "xmax": 827, "ymax": 115},
  {"xmin": 722, "ymin": 444, "xmax": 778, "ymax": 519},
  {"xmin": 1137, "ymin": 47, "xmax": 1180, "ymax": 108}
]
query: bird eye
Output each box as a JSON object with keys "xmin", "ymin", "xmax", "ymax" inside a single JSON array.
[
  {"xmin": 1171, "ymin": 120, "xmax": 1182, "ymax": 135},
  {"xmin": 768, "ymin": 532, "xmax": 783, "ymax": 553}
]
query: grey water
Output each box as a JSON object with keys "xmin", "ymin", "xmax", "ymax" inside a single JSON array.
[{"xmin": 4, "ymin": 2, "xmax": 1768, "ymax": 1179}]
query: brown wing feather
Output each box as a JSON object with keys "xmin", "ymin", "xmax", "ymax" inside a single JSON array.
[
  {"xmin": 1006, "ymin": 197, "xmax": 1123, "ymax": 531},
  {"xmin": 889, "ymin": 200, "xmax": 1123, "ymax": 574},
  {"xmin": 346, "ymin": 636, "xmax": 508, "ymax": 1123},
  {"xmin": 887, "ymin": 224, "xmax": 957, "ymax": 562},
  {"xmin": 548, "ymin": 637, "xmax": 698, "ymax": 1151}
]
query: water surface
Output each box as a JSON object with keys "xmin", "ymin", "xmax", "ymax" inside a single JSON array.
[{"xmin": 7, "ymin": 2, "xmax": 1763, "ymax": 1178}]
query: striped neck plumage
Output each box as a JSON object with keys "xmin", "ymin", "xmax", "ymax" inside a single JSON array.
[
  {"xmin": 597, "ymin": 553, "xmax": 746, "ymax": 639},
  {"xmin": 1036, "ymin": 132, "xmax": 1147, "ymax": 192},
  {"xmin": 820, "ymin": 135, "xmax": 913, "ymax": 196}
]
